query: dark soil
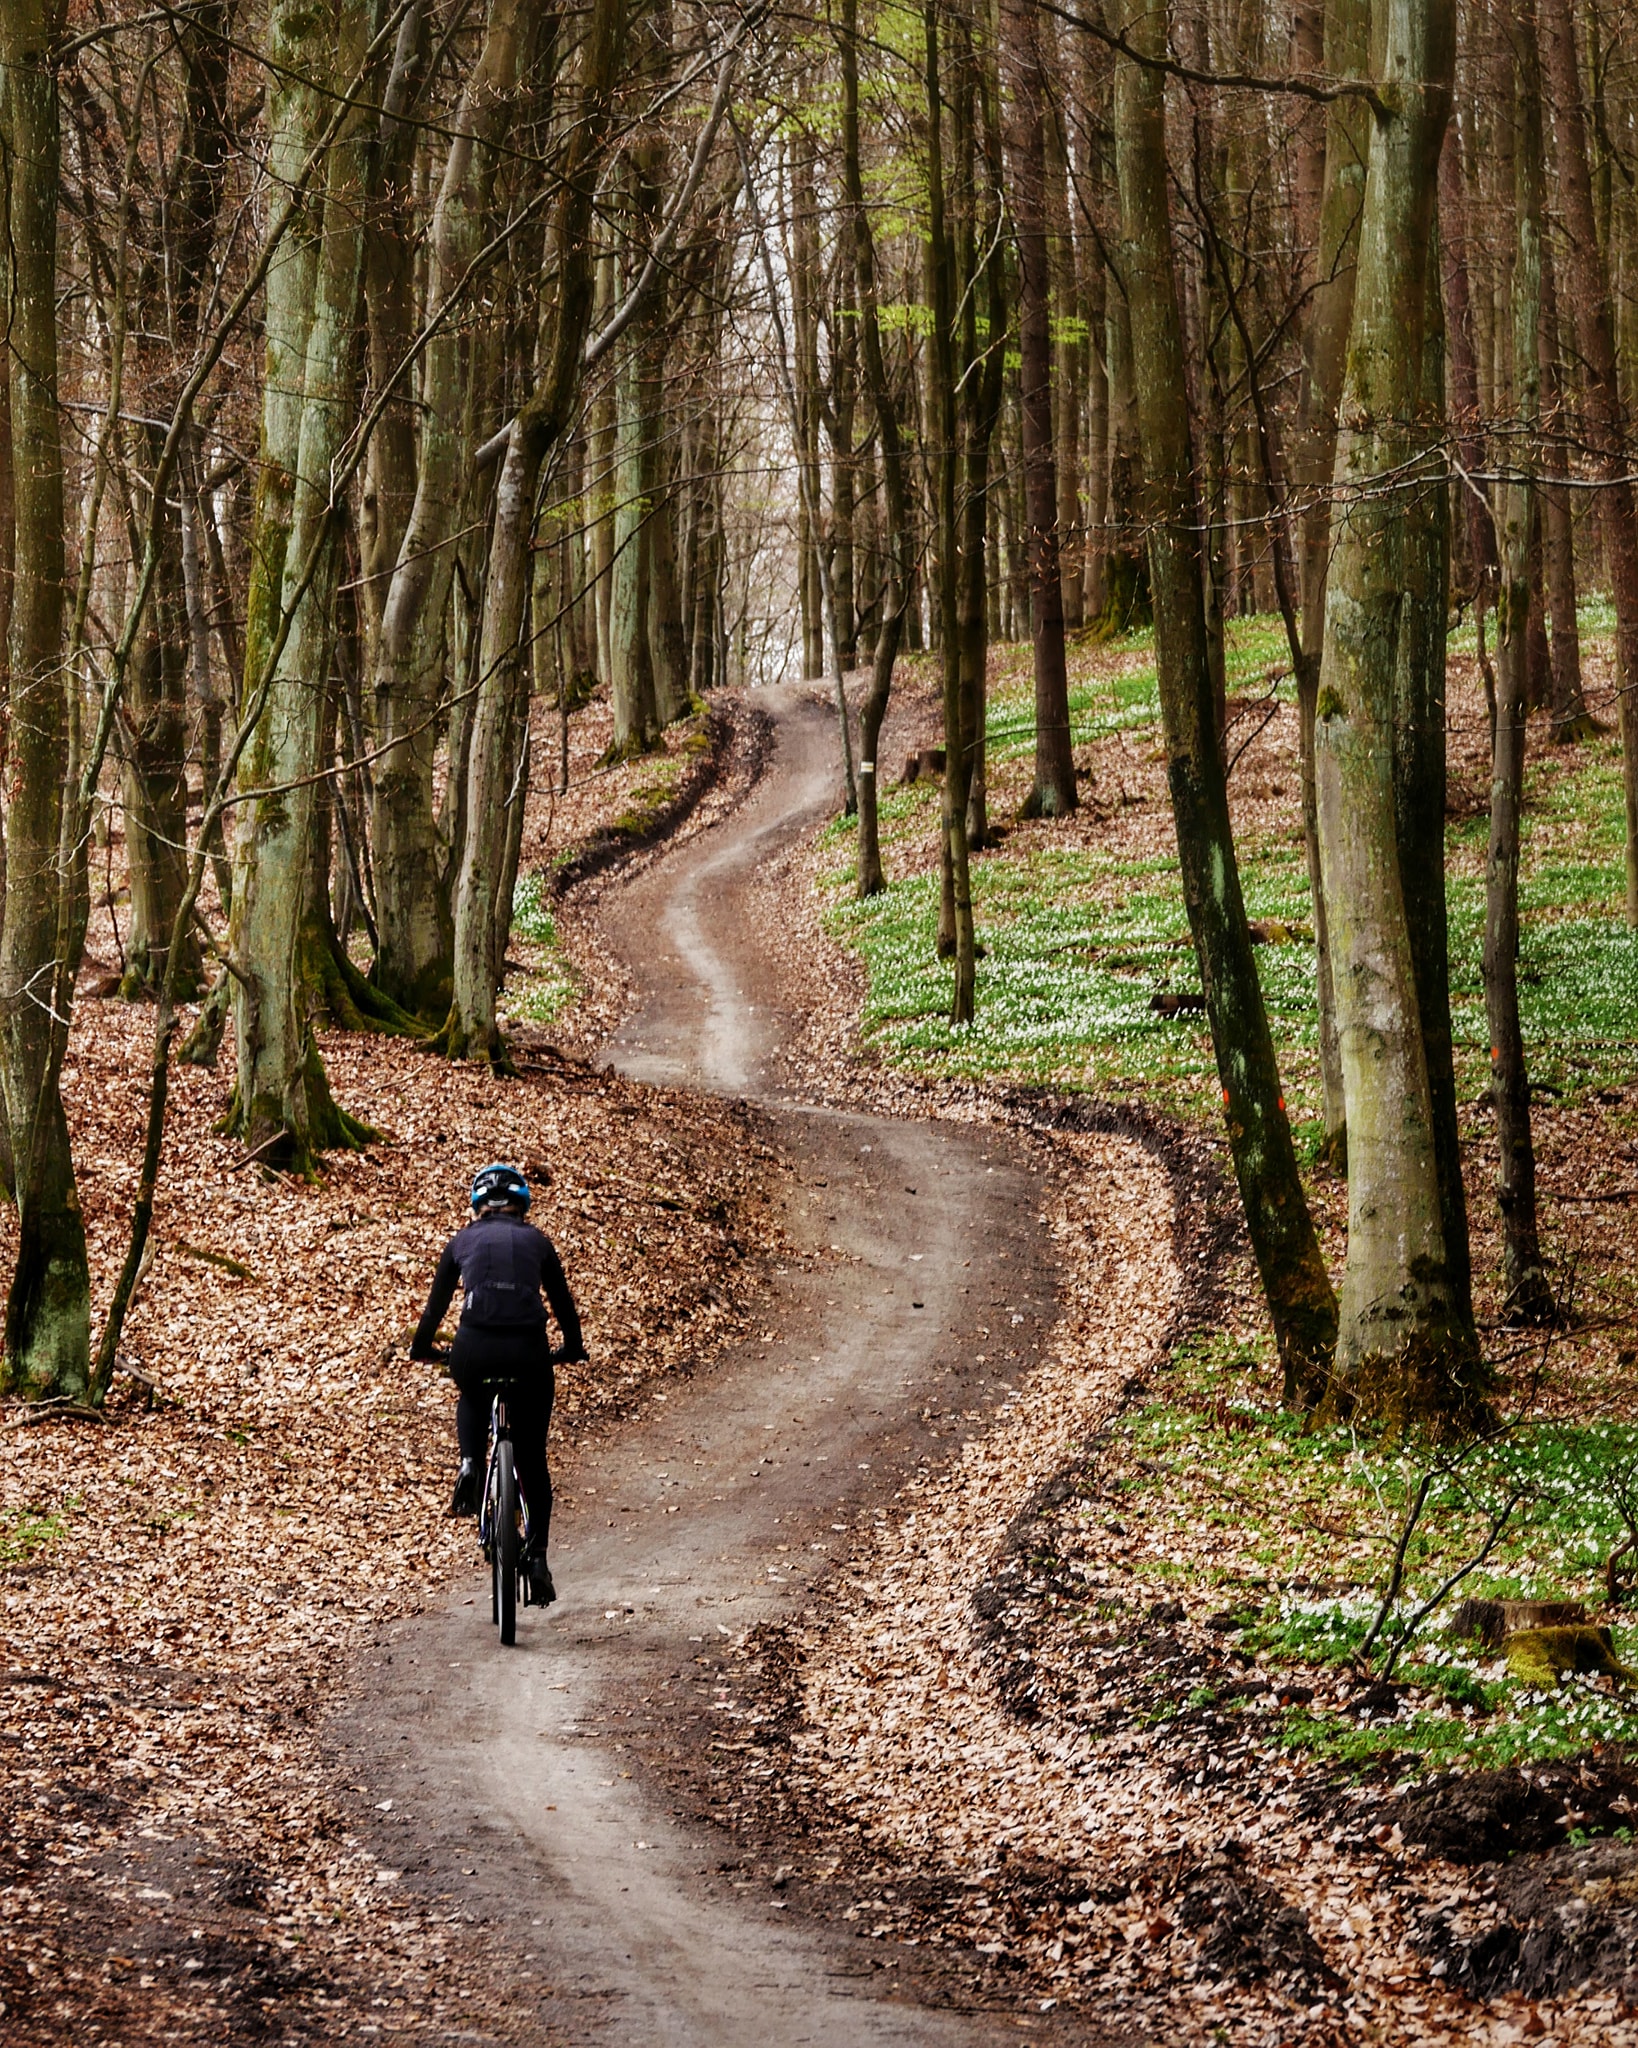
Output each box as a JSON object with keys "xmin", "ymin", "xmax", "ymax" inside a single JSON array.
[
  {"xmin": 1421, "ymin": 1836, "xmax": 1638, "ymax": 2000},
  {"xmin": 1387, "ymin": 1756, "xmax": 1638, "ymax": 1864},
  {"xmin": 1169, "ymin": 1844, "xmax": 1341, "ymax": 1995}
]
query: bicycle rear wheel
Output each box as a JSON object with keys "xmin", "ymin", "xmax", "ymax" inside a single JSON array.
[{"xmin": 494, "ymin": 1440, "xmax": 520, "ymax": 1645}]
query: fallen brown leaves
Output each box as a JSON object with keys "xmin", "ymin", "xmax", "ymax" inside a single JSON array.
[
  {"xmin": 0, "ymin": 699, "xmax": 790, "ymax": 2044},
  {"xmin": 680, "ymin": 659, "xmax": 1638, "ymax": 2044}
]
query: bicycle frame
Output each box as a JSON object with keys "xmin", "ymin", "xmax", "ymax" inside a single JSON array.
[{"xmin": 479, "ymin": 1393, "xmax": 533, "ymax": 1563}]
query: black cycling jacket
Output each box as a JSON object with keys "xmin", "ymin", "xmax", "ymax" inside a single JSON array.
[{"xmin": 410, "ymin": 1212, "xmax": 585, "ymax": 1362}]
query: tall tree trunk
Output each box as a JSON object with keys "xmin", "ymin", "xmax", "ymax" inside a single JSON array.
[
  {"xmin": 118, "ymin": 5, "xmax": 236, "ymax": 999},
  {"xmin": 1042, "ymin": 82, "xmax": 1082, "ymax": 631},
  {"xmin": 792, "ymin": 134, "xmax": 826, "ymax": 683},
  {"xmin": 0, "ymin": 0, "xmax": 90, "ymax": 1398},
  {"xmin": 369, "ymin": 0, "xmax": 530, "ymax": 1021},
  {"xmin": 227, "ymin": 0, "xmax": 375, "ymax": 1172},
  {"xmin": 441, "ymin": 0, "xmax": 624, "ymax": 1062},
  {"xmin": 1293, "ymin": 0, "xmax": 1369, "ymax": 1159},
  {"xmin": 1006, "ymin": 0, "xmax": 1076, "ymax": 819},
  {"xmin": 842, "ymin": 0, "xmax": 910, "ymax": 897},
  {"xmin": 955, "ymin": 18, "xmax": 1005, "ymax": 855},
  {"xmin": 609, "ymin": 219, "xmax": 664, "ymax": 755},
  {"xmin": 1397, "ymin": 241, "xmax": 1475, "ymax": 1340},
  {"xmin": 1114, "ymin": 0, "xmax": 1338, "ymax": 1407},
  {"xmin": 926, "ymin": 0, "xmax": 976, "ymax": 1021},
  {"xmin": 359, "ymin": 0, "xmax": 427, "ymax": 649},
  {"xmin": 120, "ymin": 521, "xmax": 198, "ymax": 1000},
  {"xmin": 1538, "ymin": 228, "xmax": 1593, "ymax": 742},
  {"xmin": 1439, "ymin": 103, "xmax": 1498, "ymax": 613},
  {"xmin": 830, "ymin": 227, "xmax": 860, "ymax": 671},
  {"xmin": 1313, "ymin": 0, "xmax": 1484, "ymax": 1425},
  {"xmin": 1075, "ymin": 27, "xmax": 1108, "ymax": 623},
  {"xmin": 1540, "ymin": 0, "xmax": 1638, "ymax": 921},
  {"xmin": 1101, "ymin": 257, "xmax": 1147, "ymax": 630},
  {"xmin": 1485, "ymin": 7, "xmax": 1555, "ymax": 1325}
]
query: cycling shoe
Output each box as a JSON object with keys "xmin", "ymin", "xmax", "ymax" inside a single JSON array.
[
  {"xmin": 526, "ymin": 1553, "xmax": 556, "ymax": 1605},
  {"xmin": 448, "ymin": 1459, "xmax": 480, "ymax": 1518}
]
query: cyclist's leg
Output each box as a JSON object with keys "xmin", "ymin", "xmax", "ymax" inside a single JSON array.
[
  {"xmin": 448, "ymin": 1370, "xmax": 488, "ymax": 1516},
  {"xmin": 455, "ymin": 1379, "xmax": 490, "ymax": 1464},
  {"xmin": 510, "ymin": 1370, "xmax": 555, "ymax": 1598},
  {"xmin": 512, "ymin": 1367, "xmax": 553, "ymax": 1543}
]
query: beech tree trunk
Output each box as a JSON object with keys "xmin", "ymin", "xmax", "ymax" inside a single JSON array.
[
  {"xmin": 1114, "ymin": 0, "xmax": 1338, "ymax": 1407},
  {"xmin": 1005, "ymin": 0, "xmax": 1076, "ymax": 820},
  {"xmin": 843, "ymin": 0, "xmax": 910, "ymax": 897},
  {"xmin": 609, "ymin": 236, "xmax": 665, "ymax": 754},
  {"xmin": 1042, "ymin": 87, "xmax": 1082, "ymax": 632},
  {"xmin": 369, "ymin": 0, "xmax": 530, "ymax": 1021},
  {"xmin": 119, "ymin": 7, "xmax": 231, "ymax": 1001},
  {"xmin": 1540, "ymin": 0, "xmax": 1638, "ymax": 920},
  {"xmin": 1538, "ymin": 226, "xmax": 1592, "ymax": 742},
  {"xmin": 227, "ymin": 0, "xmax": 375, "ymax": 1172},
  {"xmin": 926, "ymin": 0, "xmax": 976, "ymax": 1021},
  {"xmin": 0, "ymin": 0, "xmax": 91, "ymax": 1398},
  {"xmin": 955, "ymin": 21, "xmax": 1005, "ymax": 856},
  {"xmin": 1484, "ymin": 10, "xmax": 1555, "ymax": 1325},
  {"xmin": 120, "ymin": 519, "xmax": 198, "ymax": 1001},
  {"xmin": 442, "ymin": 0, "xmax": 624, "ymax": 1062},
  {"xmin": 1313, "ymin": 0, "xmax": 1484, "ymax": 1425},
  {"xmin": 1293, "ymin": 0, "xmax": 1369, "ymax": 1158}
]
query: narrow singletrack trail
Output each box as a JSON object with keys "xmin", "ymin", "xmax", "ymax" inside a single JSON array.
[{"xmin": 356, "ymin": 688, "xmax": 1075, "ymax": 2044}]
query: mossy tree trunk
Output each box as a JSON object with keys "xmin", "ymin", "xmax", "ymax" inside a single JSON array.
[
  {"xmin": 1313, "ymin": 0, "xmax": 1485, "ymax": 1427},
  {"xmin": 0, "ymin": 0, "xmax": 90, "ymax": 1399},
  {"xmin": 1114, "ymin": 0, "xmax": 1338, "ymax": 1406},
  {"xmin": 227, "ymin": 0, "xmax": 375, "ymax": 1174}
]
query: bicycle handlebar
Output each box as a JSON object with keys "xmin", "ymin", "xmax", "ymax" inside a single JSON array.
[{"xmin": 418, "ymin": 1345, "xmax": 584, "ymax": 1368}]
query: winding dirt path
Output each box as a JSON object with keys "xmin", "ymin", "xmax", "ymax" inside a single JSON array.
[{"xmin": 353, "ymin": 689, "xmax": 1077, "ymax": 2044}]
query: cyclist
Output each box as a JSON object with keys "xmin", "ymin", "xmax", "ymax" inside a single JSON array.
[{"xmin": 410, "ymin": 1162, "xmax": 585, "ymax": 1604}]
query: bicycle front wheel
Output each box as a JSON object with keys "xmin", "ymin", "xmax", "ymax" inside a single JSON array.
[{"xmin": 494, "ymin": 1440, "xmax": 520, "ymax": 1646}]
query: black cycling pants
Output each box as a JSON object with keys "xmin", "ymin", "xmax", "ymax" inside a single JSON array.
[{"xmin": 453, "ymin": 1353, "xmax": 555, "ymax": 1554}]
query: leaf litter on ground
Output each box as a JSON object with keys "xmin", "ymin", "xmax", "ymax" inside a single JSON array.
[{"xmin": 0, "ymin": 695, "xmax": 791, "ymax": 2045}]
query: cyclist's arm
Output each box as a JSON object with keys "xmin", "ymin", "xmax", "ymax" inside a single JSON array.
[
  {"xmin": 410, "ymin": 1247, "xmax": 461, "ymax": 1360},
  {"xmin": 540, "ymin": 1239, "xmax": 587, "ymax": 1362}
]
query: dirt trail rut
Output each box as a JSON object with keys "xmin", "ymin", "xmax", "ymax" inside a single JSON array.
[{"xmin": 355, "ymin": 688, "xmax": 1070, "ymax": 2044}]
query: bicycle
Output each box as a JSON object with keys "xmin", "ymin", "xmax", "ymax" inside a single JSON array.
[
  {"xmin": 429, "ymin": 1348, "xmax": 557, "ymax": 1645},
  {"xmin": 480, "ymin": 1389, "xmax": 538, "ymax": 1646}
]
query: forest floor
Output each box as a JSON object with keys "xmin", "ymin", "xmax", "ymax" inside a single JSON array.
[
  {"xmin": 0, "ymin": 696, "xmax": 791, "ymax": 2044},
  {"xmin": 2, "ymin": 608, "xmax": 1636, "ymax": 2047},
  {"xmin": 688, "ymin": 610, "xmax": 1638, "ymax": 2046}
]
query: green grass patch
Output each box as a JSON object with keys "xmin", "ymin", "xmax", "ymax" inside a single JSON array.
[
  {"xmin": 1278, "ymin": 1668, "xmax": 1638, "ymax": 1775},
  {"xmin": 0, "ymin": 1503, "xmax": 69, "ymax": 1567},
  {"xmin": 823, "ymin": 614, "xmax": 1638, "ymax": 1111},
  {"xmin": 508, "ymin": 875, "xmax": 576, "ymax": 1027},
  {"xmin": 1100, "ymin": 1335, "xmax": 1638, "ymax": 1772}
]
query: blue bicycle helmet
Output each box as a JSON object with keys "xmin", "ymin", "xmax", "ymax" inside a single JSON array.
[{"xmin": 470, "ymin": 1162, "xmax": 531, "ymax": 1212}]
